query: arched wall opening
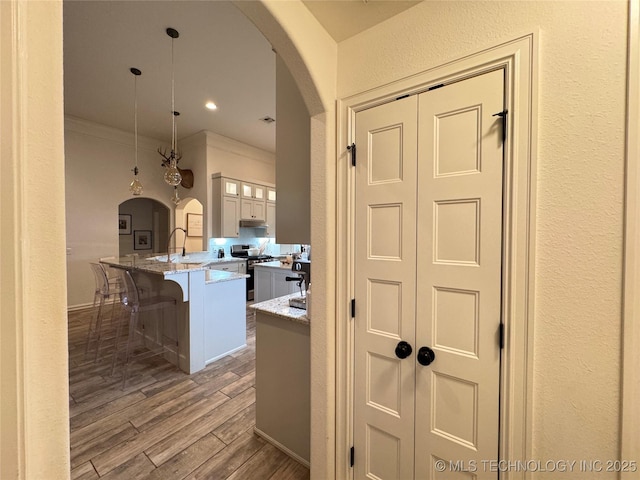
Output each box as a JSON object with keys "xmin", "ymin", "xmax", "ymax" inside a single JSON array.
[
  {"xmin": 1, "ymin": 2, "xmax": 337, "ymax": 479},
  {"xmin": 232, "ymin": 3, "xmax": 338, "ymax": 478},
  {"xmin": 175, "ymin": 197, "xmax": 204, "ymax": 253},
  {"xmin": 118, "ymin": 197, "xmax": 170, "ymax": 256}
]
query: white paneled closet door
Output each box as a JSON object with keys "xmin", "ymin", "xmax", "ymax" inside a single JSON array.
[{"xmin": 354, "ymin": 69, "xmax": 505, "ymax": 480}]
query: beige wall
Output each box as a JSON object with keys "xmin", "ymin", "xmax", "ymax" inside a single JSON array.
[
  {"xmin": 1, "ymin": 1, "xmax": 70, "ymax": 478},
  {"xmin": 276, "ymin": 54, "xmax": 311, "ymax": 244},
  {"xmin": 338, "ymin": 0, "xmax": 626, "ymax": 469},
  {"xmin": 65, "ymin": 117, "xmax": 180, "ymax": 308}
]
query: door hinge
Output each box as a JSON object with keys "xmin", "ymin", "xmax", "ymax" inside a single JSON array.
[
  {"xmin": 347, "ymin": 143, "xmax": 356, "ymax": 166},
  {"xmin": 492, "ymin": 109, "xmax": 508, "ymax": 143},
  {"xmin": 351, "ymin": 299, "xmax": 356, "ymax": 318},
  {"xmin": 499, "ymin": 323, "xmax": 504, "ymax": 349},
  {"xmin": 350, "ymin": 446, "xmax": 355, "ymax": 467}
]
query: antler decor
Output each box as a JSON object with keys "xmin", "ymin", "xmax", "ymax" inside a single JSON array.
[{"xmin": 157, "ymin": 147, "xmax": 182, "ymax": 168}]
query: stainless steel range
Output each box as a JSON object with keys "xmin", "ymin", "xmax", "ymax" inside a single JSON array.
[{"xmin": 230, "ymin": 244, "xmax": 273, "ymax": 301}]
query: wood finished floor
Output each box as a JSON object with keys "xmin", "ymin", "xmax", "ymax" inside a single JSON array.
[{"xmin": 68, "ymin": 303, "xmax": 309, "ymax": 480}]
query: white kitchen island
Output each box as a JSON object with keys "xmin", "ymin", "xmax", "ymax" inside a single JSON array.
[{"xmin": 101, "ymin": 255, "xmax": 248, "ymax": 374}]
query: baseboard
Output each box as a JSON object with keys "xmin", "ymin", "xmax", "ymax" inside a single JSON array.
[
  {"xmin": 68, "ymin": 302, "xmax": 93, "ymax": 313},
  {"xmin": 253, "ymin": 427, "xmax": 310, "ymax": 468},
  {"xmin": 205, "ymin": 344, "xmax": 247, "ymax": 366}
]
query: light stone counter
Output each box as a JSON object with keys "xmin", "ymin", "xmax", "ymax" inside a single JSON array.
[
  {"xmin": 205, "ymin": 269, "xmax": 249, "ymax": 285},
  {"xmin": 251, "ymin": 292, "xmax": 309, "ymax": 325},
  {"xmin": 253, "ymin": 260, "xmax": 293, "ymax": 270},
  {"xmin": 102, "ymin": 254, "xmax": 244, "ymax": 276}
]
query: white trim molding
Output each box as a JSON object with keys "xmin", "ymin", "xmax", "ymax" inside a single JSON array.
[
  {"xmin": 622, "ymin": 0, "xmax": 640, "ymax": 476},
  {"xmin": 336, "ymin": 33, "xmax": 538, "ymax": 479}
]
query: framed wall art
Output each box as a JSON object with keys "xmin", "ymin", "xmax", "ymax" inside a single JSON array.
[
  {"xmin": 119, "ymin": 214, "xmax": 132, "ymax": 235},
  {"xmin": 133, "ymin": 230, "xmax": 152, "ymax": 250},
  {"xmin": 187, "ymin": 213, "xmax": 203, "ymax": 237}
]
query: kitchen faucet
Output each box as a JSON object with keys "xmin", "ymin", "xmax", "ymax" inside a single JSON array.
[{"xmin": 166, "ymin": 227, "xmax": 187, "ymax": 263}]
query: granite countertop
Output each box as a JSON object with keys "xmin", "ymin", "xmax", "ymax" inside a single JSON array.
[
  {"xmin": 253, "ymin": 260, "xmax": 294, "ymax": 270},
  {"xmin": 205, "ymin": 270, "xmax": 250, "ymax": 284},
  {"xmin": 251, "ymin": 292, "xmax": 309, "ymax": 325},
  {"xmin": 101, "ymin": 253, "xmax": 244, "ymax": 277}
]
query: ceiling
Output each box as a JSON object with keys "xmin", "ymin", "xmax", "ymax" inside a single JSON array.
[
  {"xmin": 63, "ymin": 1, "xmax": 421, "ymax": 154},
  {"xmin": 302, "ymin": 0, "xmax": 421, "ymax": 43}
]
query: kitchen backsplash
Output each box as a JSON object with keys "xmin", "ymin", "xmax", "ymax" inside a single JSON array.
[{"xmin": 207, "ymin": 227, "xmax": 303, "ymax": 257}]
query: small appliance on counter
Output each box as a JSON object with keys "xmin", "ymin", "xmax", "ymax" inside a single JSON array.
[{"xmin": 286, "ymin": 259, "xmax": 311, "ymax": 310}]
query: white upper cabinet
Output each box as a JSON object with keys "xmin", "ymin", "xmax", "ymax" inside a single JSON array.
[
  {"xmin": 241, "ymin": 198, "xmax": 266, "ymax": 221},
  {"xmin": 241, "ymin": 182, "xmax": 265, "ymax": 200},
  {"xmin": 212, "ymin": 175, "xmax": 241, "ymax": 237},
  {"xmin": 224, "ymin": 178, "xmax": 240, "ymax": 197},
  {"xmin": 265, "ymin": 202, "xmax": 276, "ymax": 237},
  {"xmin": 213, "ymin": 174, "xmax": 273, "ymax": 231}
]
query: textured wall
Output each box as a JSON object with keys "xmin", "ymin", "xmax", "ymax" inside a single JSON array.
[
  {"xmin": 1, "ymin": 1, "xmax": 71, "ymax": 477},
  {"xmin": 338, "ymin": 0, "xmax": 626, "ymax": 471}
]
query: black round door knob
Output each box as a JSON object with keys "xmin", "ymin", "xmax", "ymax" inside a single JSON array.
[
  {"xmin": 417, "ymin": 346, "xmax": 436, "ymax": 366},
  {"xmin": 395, "ymin": 341, "xmax": 413, "ymax": 359}
]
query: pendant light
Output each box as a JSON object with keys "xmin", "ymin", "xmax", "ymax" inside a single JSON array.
[
  {"xmin": 129, "ymin": 67, "xmax": 143, "ymax": 195},
  {"xmin": 159, "ymin": 27, "xmax": 182, "ymax": 187},
  {"xmin": 171, "ymin": 186, "xmax": 181, "ymax": 206}
]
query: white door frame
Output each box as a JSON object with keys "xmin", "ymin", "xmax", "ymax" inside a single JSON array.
[
  {"xmin": 336, "ymin": 33, "xmax": 538, "ymax": 479},
  {"xmin": 622, "ymin": 1, "xmax": 640, "ymax": 476}
]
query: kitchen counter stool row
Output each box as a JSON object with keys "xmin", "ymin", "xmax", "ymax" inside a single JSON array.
[{"xmin": 85, "ymin": 262, "xmax": 179, "ymax": 388}]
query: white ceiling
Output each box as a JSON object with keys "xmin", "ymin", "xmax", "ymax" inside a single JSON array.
[
  {"xmin": 302, "ymin": 0, "xmax": 421, "ymax": 43},
  {"xmin": 63, "ymin": 1, "xmax": 421, "ymax": 154}
]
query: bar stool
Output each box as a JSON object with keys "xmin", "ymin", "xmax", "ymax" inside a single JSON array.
[
  {"xmin": 85, "ymin": 262, "xmax": 123, "ymax": 361},
  {"xmin": 111, "ymin": 269, "xmax": 179, "ymax": 388}
]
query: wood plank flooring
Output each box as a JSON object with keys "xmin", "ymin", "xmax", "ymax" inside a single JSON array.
[{"xmin": 68, "ymin": 303, "xmax": 309, "ymax": 480}]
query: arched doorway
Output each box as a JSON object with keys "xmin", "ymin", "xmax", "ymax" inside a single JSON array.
[
  {"xmin": 2, "ymin": 2, "xmax": 335, "ymax": 478},
  {"xmin": 118, "ymin": 198, "xmax": 169, "ymax": 256},
  {"xmin": 175, "ymin": 197, "xmax": 205, "ymax": 253}
]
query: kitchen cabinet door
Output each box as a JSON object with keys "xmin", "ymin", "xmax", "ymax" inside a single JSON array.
[
  {"xmin": 241, "ymin": 199, "xmax": 266, "ymax": 221},
  {"xmin": 208, "ymin": 262, "xmax": 239, "ymax": 273},
  {"xmin": 241, "ymin": 182, "xmax": 266, "ymax": 200},
  {"xmin": 222, "ymin": 196, "xmax": 240, "ymax": 237},
  {"xmin": 255, "ymin": 268, "xmax": 272, "ymax": 303},
  {"xmin": 267, "ymin": 187, "xmax": 276, "ymax": 203},
  {"xmin": 223, "ymin": 178, "xmax": 240, "ymax": 197},
  {"xmin": 265, "ymin": 202, "xmax": 276, "ymax": 237}
]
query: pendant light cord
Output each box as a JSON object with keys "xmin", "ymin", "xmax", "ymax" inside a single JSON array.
[
  {"xmin": 134, "ymin": 73, "xmax": 138, "ymax": 171},
  {"xmin": 171, "ymin": 36, "xmax": 175, "ymax": 153}
]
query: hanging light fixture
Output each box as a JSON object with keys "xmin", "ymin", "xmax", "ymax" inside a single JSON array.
[
  {"xmin": 171, "ymin": 186, "xmax": 181, "ymax": 205},
  {"xmin": 158, "ymin": 27, "xmax": 182, "ymax": 187},
  {"xmin": 129, "ymin": 67, "xmax": 143, "ymax": 195}
]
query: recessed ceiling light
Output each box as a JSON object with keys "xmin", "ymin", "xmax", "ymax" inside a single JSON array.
[{"xmin": 205, "ymin": 102, "xmax": 217, "ymax": 110}]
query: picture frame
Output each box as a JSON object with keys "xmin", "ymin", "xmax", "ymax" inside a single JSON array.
[
  {"xmin": 118, "ymin": 214, "xmax": 132, "ymax": 235},
  {"xmin": 187, "ymin": 213, "xmax": 203, "ymax": 237},
  {"xmin": 133, "ymin": 230, "xmax": 152, "ymax": 250}
]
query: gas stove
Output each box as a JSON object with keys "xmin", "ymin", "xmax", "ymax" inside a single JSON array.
[
  {"xmin": 230, "ymin": 245, "xmax": 273, "ymax": 263},
  {"xmin": 230, "ymin": 245, "xmax": 273, "ymax": 301}
]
